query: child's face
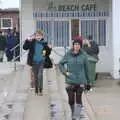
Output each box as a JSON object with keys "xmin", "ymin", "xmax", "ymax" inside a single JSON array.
[{"xmin": 35, "ymin": 33, "xmax": 43, "ymax": 41}]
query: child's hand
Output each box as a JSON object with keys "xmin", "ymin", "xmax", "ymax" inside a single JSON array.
[
  {"xmin": 66, "ymin": 72, "xmax": 70, "ymax": 76},
  {"xmin": 63, "ymin": 72, "xmax": 70, "ymax": 76},
  {"xmin": 84, "ymin": 40, "xmax": 91, "ymax": 47},
  {"xmin": 48, "ymin": 44, "xmax": 52, "ymax": 48},
  {"xmin": 25, "ymin": 34, "xmax": 34, "ymax": 41},
  {"xmin": 80, "ymin": 84, "xmax": 84, "ymax": 88},
  {"xmin": 25, "ymin": 36, "xmax": 32, "ymax": 41}
]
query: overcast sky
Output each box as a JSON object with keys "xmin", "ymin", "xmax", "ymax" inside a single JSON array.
[{"xmin": 1, "ymin": 0, "xmax": 19, "ymax": 8}]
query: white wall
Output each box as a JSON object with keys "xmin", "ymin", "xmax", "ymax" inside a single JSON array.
[
  {"xmin": 112, "ymin": 0, "xmax": 120, "ymax": 79},
  {"xmin": 20, "ymin": 0, "xmax": 35, "ymax": 64},
  {"xmin": 108, "ymin": 0, "xmax": 113, "ymax": 74},
  {"xmin": 96, "ymin": 0, "xmax": 113, "ymax": 73},
  {"xmin": 20, "ymin": 0, "xmax": 35, "ymax": 41}
]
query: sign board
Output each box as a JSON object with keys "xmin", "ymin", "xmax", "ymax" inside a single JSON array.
[{"xmin": 47, "ymin": 1, "xmax": 96, "ymax": 11}]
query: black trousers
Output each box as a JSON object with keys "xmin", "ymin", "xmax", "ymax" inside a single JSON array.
[{"xmin": 66, "ymin": 85, "xmax": 83, "ymax": 106}]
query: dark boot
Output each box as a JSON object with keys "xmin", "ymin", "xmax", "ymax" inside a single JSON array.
[
  {"xmin": 38, "ymin": 88, "xmax": 42, "ymax": 96},
  {"xmin": 35, "ymin": 87, "xmax": 38, "ymax": 95},
  {"xmin": 0, "ymin": 58, "xmax": 3, "ymax": 62}
]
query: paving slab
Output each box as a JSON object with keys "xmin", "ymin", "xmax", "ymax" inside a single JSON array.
[
  {"xmin": 87, "ymin": 79, "xmax": 120, "ymax": 120},
  {"xmin": 23, "ymin": 90, "xmax": 49, "ymax": 120}
]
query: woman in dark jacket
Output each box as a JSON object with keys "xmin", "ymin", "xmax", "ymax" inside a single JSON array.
[
  {"xmin": 23, "ymin": 31, "xmax": 52, "ymax": 95},
  {"xmin": 83, "ymin": 35, "xmax": 99, "ymax": 82}
]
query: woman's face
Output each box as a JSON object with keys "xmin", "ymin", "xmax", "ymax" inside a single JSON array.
[{"xmin": 73, "ymin": 43, "xmax": 81, "ymax": 51}]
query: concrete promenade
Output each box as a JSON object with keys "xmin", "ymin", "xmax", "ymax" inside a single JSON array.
[{"xmin": 0, "ymin": 64, "xmax": 120, "ymax": 120}]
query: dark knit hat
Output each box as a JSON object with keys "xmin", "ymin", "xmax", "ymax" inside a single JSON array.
[{"xmin": 73, "ymin": 39, "xmax": 82, "ymax": 47}]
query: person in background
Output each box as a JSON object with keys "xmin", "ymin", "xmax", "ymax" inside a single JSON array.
[
  {"xmin": 5, "ymin": 32, "xmax": 16, "ymax": 61},
  {"xmin": 59, "ymin": 39, "xmax": 90, "ymax": 119},
  {"xmin": 23, "ymin": 30, "xmax": 52, "ymax": 95},
  {"xmin": 0, "ymin": 31, "xmax": 6, "ymax": 62},
  {"xmin": 83, "ymin": 35, "xmax": 99, "ymax": 60},
  {"xmin": 83, "ymin": 35, "xmax": 99, "ymax": 83}
]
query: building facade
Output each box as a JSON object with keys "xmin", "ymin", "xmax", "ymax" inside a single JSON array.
[
  {"xmin": 20, "ymin": 0, "xmax": 120, "ymax": 79},
  {"xmin": 0, "ymin": 8, "xmax": 19, "ymax": 32}
]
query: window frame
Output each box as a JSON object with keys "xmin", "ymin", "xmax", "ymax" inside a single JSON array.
[
  {"xmin": 36, "ymin": 18, "xmax": 70, "ymax": 47},
  {"xmin": 1, "ymin": 18, "xmax": 13, "ymax": 29},
  {"xmin": 79, "ymin": 18, "xmax": 108, "ymax": 47}
]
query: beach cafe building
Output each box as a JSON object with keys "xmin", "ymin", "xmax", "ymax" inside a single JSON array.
[{"xmin": 20, "ymin": 0, "xmax": 120, "ymax": 79}]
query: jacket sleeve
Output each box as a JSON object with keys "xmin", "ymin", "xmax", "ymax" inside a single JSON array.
[
  {"xmin": 59, "ymin": 53, "xmax": 68, "ymax": 74},
  {"xmin": 90, "ymin": 41, "xmax": 99, "ymax": 55},
  {"xmin": 46, "ymin": 47, "xmax": 52, "ymax": 56},
  {"xmin": 83, "ymin": 41, "xmax": 99, "ymax": 56},
  {"xmin": 84, "ymin": 55, "xmax": 90, "ymax": 84},
  {"xmin": 44, "ymin": 45, "xmax": 52, "ymax": 56},
  {"xmin": 23, "ymin": 40, "xmax": 31, "ymax": 50}
]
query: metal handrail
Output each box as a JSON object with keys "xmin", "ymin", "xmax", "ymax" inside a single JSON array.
[
  {"xmin": 10, "ymin": 40, "xmax": 26, "ymax": 71},
  {"xmin": 10, "ymin": 40, "xmax": 25, "ymax": 52},
  {"xmin": 10, "ymin": 43, "xmax": 20, "ymax": 52}
]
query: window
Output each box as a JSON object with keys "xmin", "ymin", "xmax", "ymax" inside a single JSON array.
[
  {"xmin": 98, "ymin": 20, "xmax": 106, "ymax": 46},
  {"xmin": 36, "ymin": 20, "xmax": 69, "ymax": 47},
  {"xmin": 71, "ymin": 19, "xmax": 79, "ymax": 40},
  {"xmin": 1, "ymin": 18, "xmax": 13, "ymax": 29},
  {"xmin": 53, "ymin": 20, "xmax": 69, "ymax": 47},
  {"xmin": 36, "ymin": 19, "xmax": 107, "ymax": 47},
  {"xmin": 81, "ymin": 20, "xmax": 98, "ymax": 43},
  {"xmin": 81, "ymin": 20, "xmax": 106, "ymax": 46}
]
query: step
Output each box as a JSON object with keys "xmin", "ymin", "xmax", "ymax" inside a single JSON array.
[{"xmin": 96, "ymin": 72, "xmax": 113, "ymax": 80}]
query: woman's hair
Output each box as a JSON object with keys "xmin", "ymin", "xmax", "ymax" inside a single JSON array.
[{"xmin": 73, "ymin": 39, "xmax": 83, "ymax": 47}]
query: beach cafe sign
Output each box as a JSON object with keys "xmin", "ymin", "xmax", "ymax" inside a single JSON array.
[{"xmin": 47, "ymin": 1, "xmax": 96, "ymax": 11}]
